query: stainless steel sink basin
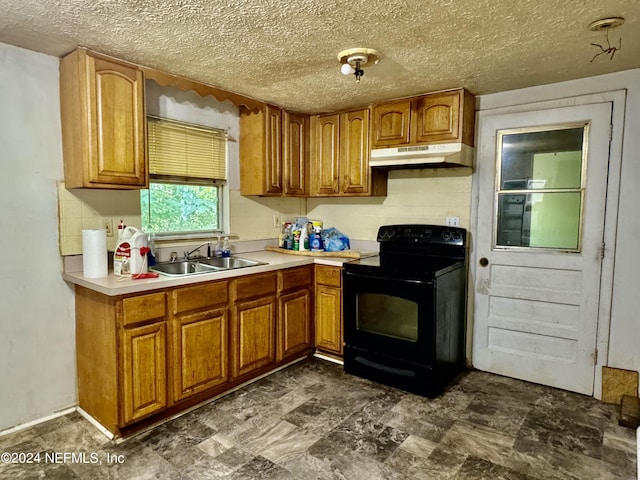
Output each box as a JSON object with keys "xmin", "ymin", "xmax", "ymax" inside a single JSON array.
[
  {"xmin": 150, "ymin": 260, "xmax": 221, "ymax": 276},
  {"xmin": 198, "ymin": 256, "xmax": 266, "ymax": 269},
  {"xmin": 150, "ymin": 256, "xmax": 267, "ymax": 276}
]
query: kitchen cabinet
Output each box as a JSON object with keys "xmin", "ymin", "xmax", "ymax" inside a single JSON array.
[
  {"xmin": 60, "ymin": 48, "xmax": 147, "ymax": 189},
  {"xmin": 372, "ymin": 89, "xmax": 476, "ymax": 148},
  {"xmin": 76, "ymin": 287, "xmax": 167, "ymax": 432},
  {"xmin": 310, "ymin": 109, "xmax": 387, "ymax": 197},
  {"xmin": 230, "ymin": 272, "xmax": 277, "ymax": 378},
  {"xmin": 283, "ymin": 111, "xmax": 310, "ymax": 196},
  {"xmin": 371, "ymin": 100, "xmax": 412, "ymax": 147},
  {"xmin": 240, "ymin": 105, "xmax": 309, "ymax": 196},
  {"xmin": 75, "ymin": 266, "xmax": 317, "ymax": 436},
  {"xmin": 121, "ymin": 321, "xmax": 167, "ymax": 424},
  {"xmin": 314, "ymin": 265, "xmax": 343, "ymax": 355},
  {"xmin": 169, "ymin": 282, "xmax": 229, "ymax": 403},
  {"xmin": 277, "ymin": 266, "xmax": 313, "ymax": 362}
]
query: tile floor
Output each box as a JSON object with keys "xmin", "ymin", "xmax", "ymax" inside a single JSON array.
[{"xmin": 0, "ymin": 357, "xmax": 636, "ymax": 479}]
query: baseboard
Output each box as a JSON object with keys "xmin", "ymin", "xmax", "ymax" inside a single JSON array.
[{"xmin": 0, "ymin": 406, "xmax": 77, "ymax": 438}]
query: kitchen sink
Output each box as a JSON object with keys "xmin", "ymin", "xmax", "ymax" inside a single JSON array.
[
  {"xmin": 150, "ymin": 256, "xmax": 267, "ymax": 277},
  {"xmin": 150, "ymin": 260, "xmax": 221, "ymax": 276},
  {"xmin": 198, "ymin": 256, "xmax": 266, "ymax": 269}
]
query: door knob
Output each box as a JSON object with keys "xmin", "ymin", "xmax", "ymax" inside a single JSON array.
[{"xmin": 479, "ymin": 257, "xmax": 489, "ymax": 267}]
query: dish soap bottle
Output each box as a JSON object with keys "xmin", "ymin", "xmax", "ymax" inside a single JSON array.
[
  {"xmin": 214, "ymin": 235, "xmax": 223, "ymax": 257},
  {"xmin": 222, "ymin": 237, "xmax": 231, "ymax": 257}
]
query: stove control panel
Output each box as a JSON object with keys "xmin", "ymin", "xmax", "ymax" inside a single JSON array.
[{"xmin": 378, "ymin": 224, "xmax": 466, "ymax": 246}]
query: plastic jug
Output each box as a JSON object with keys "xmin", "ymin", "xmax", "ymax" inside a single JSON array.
[{"xmin": 114, "ymin": 227, "xmax": 149, "ymax": 277}]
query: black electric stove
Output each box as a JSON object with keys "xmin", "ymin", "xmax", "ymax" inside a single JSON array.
[{"xmin": 342, "ymin": 224, "xmax": 467, "ymax": 398}]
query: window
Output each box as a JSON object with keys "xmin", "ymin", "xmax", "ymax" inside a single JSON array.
[
  {"xmin": 495, "ymin": 125, "xmax": 586, "ymax": 250},
  {"xmin": 141, "ymin": 116, "xmax": 227, "ymax": 235}
]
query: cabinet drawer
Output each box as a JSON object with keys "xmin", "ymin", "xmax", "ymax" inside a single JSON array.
[
  {"xmin": 121, "ymin": 292, "xmax": 166, "ymax": 326},
  {"xmin": 172, "ymin": 281, "xmax": 228, "ymax": 314},
  {"xmin": 235, "ymin": 272, "xmax": 277, "ymax": 301},
  {"xmin": 279, "ymin": 266, "xmax": 313, "ymax": 292},
  {"xmin": 316, "ymin": 265, "xmax": 342, "ymax": 287}
]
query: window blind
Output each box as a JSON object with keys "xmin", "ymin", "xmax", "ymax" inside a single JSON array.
[{"xmin": 147, "ymin": 116, "xmax": 227, "ymax": 181}]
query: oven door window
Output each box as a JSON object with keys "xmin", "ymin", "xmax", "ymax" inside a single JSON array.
[{"xmin": 357, "ymin": 293, "xmax": 418, "ymax": 341}]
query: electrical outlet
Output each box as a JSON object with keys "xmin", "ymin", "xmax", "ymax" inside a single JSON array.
[
  {"xmin": 102, "ymin": 218, "xmax": 114, "ymax": 237},
  {"xmin": 445, "ymin": 216, "xmax": 460, "ymax": 227},
  {"xmin": 273, "ymin": 214, "xmax": 281, "ymax": 228}
]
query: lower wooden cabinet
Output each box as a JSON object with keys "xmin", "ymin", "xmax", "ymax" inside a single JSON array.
[
  {"xmin": 278, "ymin": 266, "xmax": 313, "ymax": 361},
  {"xmin": 314, "ymin": 265, "xmax": 343, "ymax": 355},
  {"xmin": 121, "ymin": 321, "xmax": 167, "ymax": 424},
  {"xmin": 231, "ymin": 272, "xmax": 277, "ymax": 378},
  {"xmin": 76, "ymin": 287, "xmax": 168, "ymax": 432},
  {"xmin": 75, "ymin": 266, "xmax": 317, "ymax": 436},
  {"xmin": 169, "ymin": 281, "xmax": 229, "ymax": 403},
  {"xmin": 232, "ymin": 296, "xmax": 277, "ymax": 377}
]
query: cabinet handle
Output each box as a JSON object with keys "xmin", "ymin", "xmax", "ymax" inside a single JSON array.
[{"xmin": 479, "ymin": 257, "xmax": 489, "ymax": 267}]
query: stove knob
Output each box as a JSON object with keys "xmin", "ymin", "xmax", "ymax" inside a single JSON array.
[
  {"xmin": 387, "ymin": 228, "xmax": 396, "ymax": 239},
  {"xmin": 442, "ymin": 230, "xmax": 452, "ymax": 241},
  {"xmin": 453, "ymin": 231, "xmax": 462, "ymax": 241}
]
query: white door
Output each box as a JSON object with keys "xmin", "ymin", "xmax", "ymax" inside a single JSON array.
[{"xmin": 472, "ymin": 102, "xmax": 612, "ymax": 396}]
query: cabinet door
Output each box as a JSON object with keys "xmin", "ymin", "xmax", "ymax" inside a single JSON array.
[
  {"xmin": 310, "ymin": 114, "xmax": 340, "ymax": 195},
  {"xmin": 171, "ymin": 308, "xmax": 228, "ymax": 403},
  {"xmin": 120, "ymin": 322, "xmax": 166, "ymax": 425},
  {"xmin": 283, "ymin": 112, "xmax": 309, "ymax": 196},
  {"xmin": 264, "ymin": 105, "xmax": 283, "ymax": 194},
  {"xmin": 340, "ymin": 109, "xmax": 370, "ymax": 195},
  {"xmin": 315, "ymin": 285, "xmax": 342, "ymax": 355},
  {"xmin": 278, "ymin": 288, "xmax": 312, "ymax": 362},
  {"xmin": 371, "ymin": 100, "xmax": 411, "ymax": 147},
  {"xmin": 88, "ymin": 55, "xmax": 147, "ymax": 187},
  {"xmin": 411, "ymin": 91, "xmax": 461, "ymax": 144},
  {"xmin": 232, "ymin": 296, "xmax": 276, "ymax": 378}
]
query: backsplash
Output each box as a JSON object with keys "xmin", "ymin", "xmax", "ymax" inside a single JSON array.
[
  {"xmin": 57, "ymin": 181, "xmax": 142, "ymax": 255},
  {"xmin": 307, "ymin": 167, "xmax": 473, "ymax": 240}
]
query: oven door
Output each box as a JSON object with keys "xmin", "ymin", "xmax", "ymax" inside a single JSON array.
[{"xmin": 343, "ymin": 269, "xmax": 435, "ymax": 364}]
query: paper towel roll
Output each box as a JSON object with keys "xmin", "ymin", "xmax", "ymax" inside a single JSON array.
[{"xmin": 82, "ymin": 229, "xmax": 108, "ymax": 278}]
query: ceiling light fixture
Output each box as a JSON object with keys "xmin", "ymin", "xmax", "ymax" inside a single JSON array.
[{"xmin": 338, "ymin": 48, "xmax": 381, "ymax": 83}]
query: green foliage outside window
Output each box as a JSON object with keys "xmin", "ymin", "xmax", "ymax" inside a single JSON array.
[{"xmin": 141, "ymin": 183, "xmax": 219, "ymax": 233}]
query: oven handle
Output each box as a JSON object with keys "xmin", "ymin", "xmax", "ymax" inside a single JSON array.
[
  {"xmin": 353, "ymin": 356, "xmax": 417, "ymax": 378},
  {"xmin": 343, "ymin": 271, "xmax": 430, "ymax": 285}
]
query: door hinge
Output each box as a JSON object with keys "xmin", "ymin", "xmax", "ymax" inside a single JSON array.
[
  {"xmin": 609, "ymin": 124, "xmax": 613, "ymax": 142},
  {"xmin": 600, "ymin": 242, "xmax": 606, "ymax": 259},
  {"xmin": 594, "ymin": 348, "xmax": 598, "ymax": 365}
]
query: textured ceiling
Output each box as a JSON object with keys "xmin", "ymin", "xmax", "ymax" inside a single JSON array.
[{"xmin": 1, "ymin": 0, "xmax": 638, "ymax": 113}]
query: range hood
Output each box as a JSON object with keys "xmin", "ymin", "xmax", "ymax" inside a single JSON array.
[{"xmin": 369, "ymin": 143, "xmax": 474, "ymax": 169}]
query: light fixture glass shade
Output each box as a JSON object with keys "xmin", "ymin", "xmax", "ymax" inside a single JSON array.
[{"xmin": 341, "ymin": 63, "xmax": 355, "ymax": 75}]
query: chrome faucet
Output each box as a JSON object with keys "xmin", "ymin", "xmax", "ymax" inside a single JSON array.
[{"xmin": 184, "ymin": 242, "xmax": 210, "ymax": 260}]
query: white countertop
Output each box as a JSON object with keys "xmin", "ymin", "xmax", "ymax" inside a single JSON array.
[{"xmin": 63, "ymin": 249, "xmax": 363, "ymax": 296}]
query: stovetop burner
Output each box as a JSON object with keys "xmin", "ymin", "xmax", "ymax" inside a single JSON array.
[{"xmin": 344, "ymin": 224, "xmax": 467, "ymax": 280}]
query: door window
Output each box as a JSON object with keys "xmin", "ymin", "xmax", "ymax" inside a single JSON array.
[{"xmin": 495, "ymin": 125, "xmax": 587, "ymax": 250}]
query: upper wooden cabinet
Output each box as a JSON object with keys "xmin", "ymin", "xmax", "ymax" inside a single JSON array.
[
  {"xmin": 310, "ymin": 108, "xmax": 387, "ymax": 197},
  {"xmin": 240, "ymin": 105, "xmax": 309, "ymax": 196},
  {"xmin": 60, "ymin": 49, "xmax": 147, "ymax": 189},
  {"xmin": 283, "ymin": 112, "xmax": 310, "ymax": 196},
  {"xmin": 371, "ymin": 100, "xmax": 412, "ymax": 147},
  {"xmin": 372, "ymin": 89, "xmax": 476, "ymax": 148}
]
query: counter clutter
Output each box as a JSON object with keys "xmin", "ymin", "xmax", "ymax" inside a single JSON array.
[{"xmin": 63, "ymin": 249, "xmax": 354, "ymax": 296}]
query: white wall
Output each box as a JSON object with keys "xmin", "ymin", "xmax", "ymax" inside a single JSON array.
[
  {"xmin": 475, "ymin": 69, "xmax": 640, "ymax": 377},
  {"xmin": 0, "ymin": 43, "xmax": 76, "ymax": 431}
]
